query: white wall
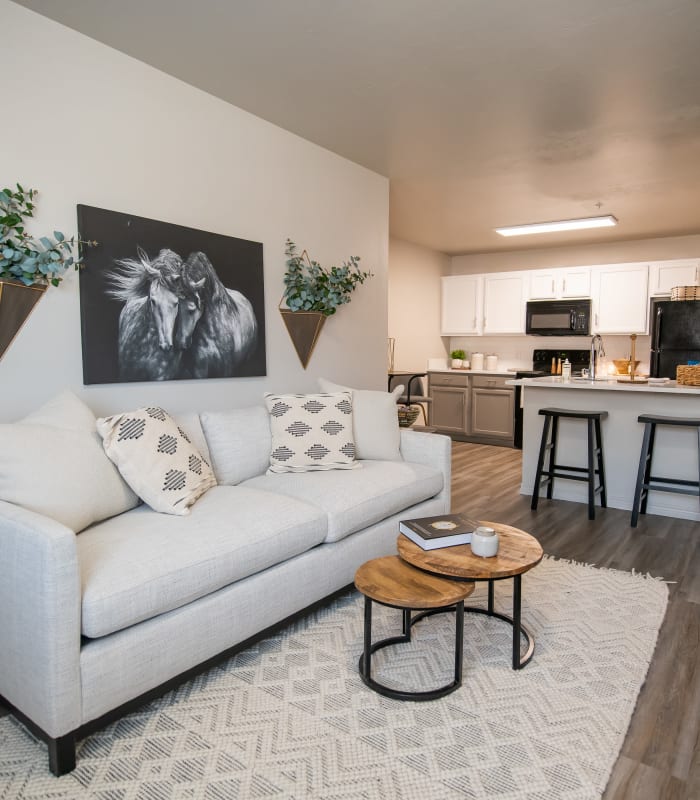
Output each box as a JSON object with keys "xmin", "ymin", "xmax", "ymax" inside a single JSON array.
[
  {"xmin": 0, "ymin": 1, "xmax": 389, "ymax": 422},
  {"xmin": 388, "ymin": 237, "xmax": 449, "ymax": 370}
]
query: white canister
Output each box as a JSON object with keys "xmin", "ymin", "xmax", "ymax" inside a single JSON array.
[
  {"xmin": 471, "ymin": 352, "xmax": 484, "ymax": 371},
  {"xmin": 485, "ymin": 354, "xmax": 498, "ymax": 371},
  {"xmin": 471, "ymin": 526, "xmax": 499, "ymax": 557}
]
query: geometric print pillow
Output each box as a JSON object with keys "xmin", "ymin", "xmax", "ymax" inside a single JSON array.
[
  {"xmin": 96, "ymin": 406, "xmax": 217, "ymax": 515},
  {"xmin": 264, "ymin": 392, "xmax": 360, "ymax": 474}
]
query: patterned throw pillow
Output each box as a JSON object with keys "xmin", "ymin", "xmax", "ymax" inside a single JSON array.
[
  {"xmin": 97, "ymin": 407, "xmax": 217, "ymax": 515},
  {"xmin": 264, "ymin": 392, "xmax": 360, "ymax": 474}
]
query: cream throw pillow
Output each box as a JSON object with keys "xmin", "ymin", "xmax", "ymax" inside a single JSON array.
[
  {"xmin": 318, "ymin": 378, "xmax": 404, "ymax": 461},
  {"xmin": 264, "ymin": 392, "xmax": 359, "ymax": 473},
  {"xmin": 0, "ymin": 391, "xmax": 139, "ymax": 532},
  {"xmin": 97, "ymin": 407, "xmax": 217, "ymax": 515}
]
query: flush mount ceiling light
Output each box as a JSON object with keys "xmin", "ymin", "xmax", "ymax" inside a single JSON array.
[{"xmin": 495, "ymin": 215, "xmax": 618, "ymax": 237}]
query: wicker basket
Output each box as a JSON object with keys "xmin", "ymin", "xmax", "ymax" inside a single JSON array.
[
  {"xmin": 676, "ymin": 365, "xmax": 700, "ymax": 385},
  {"xmin": 670, "ymin": 285, "xmax": 700, "ymax": 300},
  {"xmin": 397, "ymin": 406, "xmax": 420, "ymax": 427}
]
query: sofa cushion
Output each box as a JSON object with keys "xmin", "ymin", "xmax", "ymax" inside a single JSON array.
[
  {"xmin": 0, "ymin": 391, "xmax": 139, "ymax": 533},
  {"xmin": 77, "ymin": 485, "xmax": 328, "ymax": 638},
  {"xmin": 318, "ymin": 378, "xmax": 404, "ymax": 461},
  {"xmin": 264, "ymin": 392, "xmax": 359, "ymax": 473},
  {"xmin": 22, "ymin": 389, "xmax": 99, "ymax": 431},
  {"xmin": 242, "ymin": 459, "xmax": 444, "ymax": 543},
  {"xmin": 97, "ymin": 406, "xmax": 217, "ymax": 515},
  {"xmin": 200, "ymin": 406, "xmax": 272, "ymax": 484}
]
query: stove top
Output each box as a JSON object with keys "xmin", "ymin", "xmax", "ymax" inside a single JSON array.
[{"xmin": 532, "ymin": 348, "xmax": 590, "ymax": 374}]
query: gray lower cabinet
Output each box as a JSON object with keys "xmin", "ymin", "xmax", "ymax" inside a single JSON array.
[
  {"xmin": 429, "ymin": 372, "xmax": 514, "ymax": 446},
  {"xmin": 471, "ymin": 375, "xmax": 515, "ymax": 445},
  {"xmin": 428, "ymin": 373, "xmax": 469, "ymax": 435}
]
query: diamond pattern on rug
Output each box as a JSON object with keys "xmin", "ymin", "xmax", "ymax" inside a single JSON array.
[{"xmin": 0, "ymin": 557, "xmax": 667, "ymax": 799}]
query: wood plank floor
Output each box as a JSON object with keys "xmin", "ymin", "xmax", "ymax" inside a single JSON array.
[
  {"xmin": 1, "ymin": 441, "xmax": 697, "ymax": 798},
  {"xmin": 451, "ymin": 440, "xmax": 700, "ymax": 800}
]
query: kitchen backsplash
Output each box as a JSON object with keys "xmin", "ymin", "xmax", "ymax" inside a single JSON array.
[{"xmin": 444, "ymin": 334, "xmax": 652, "ymax": 372}]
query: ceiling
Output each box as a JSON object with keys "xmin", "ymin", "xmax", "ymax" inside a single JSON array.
[{"xmin": 13, "ymin": 0, "xmax": 700, "ymax": 255}]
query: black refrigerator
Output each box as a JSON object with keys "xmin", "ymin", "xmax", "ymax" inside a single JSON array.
[{"xmin": 649, "ymin": 300, "xmax": 700, "ymax": 378}]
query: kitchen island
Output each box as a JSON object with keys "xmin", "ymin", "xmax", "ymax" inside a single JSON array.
[{"xmin": 507, "ymin": 376, "xmax": 700, "ymax": 521}]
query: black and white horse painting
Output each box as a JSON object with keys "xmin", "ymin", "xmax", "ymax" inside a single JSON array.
[
  {"xmin": 78, "ymin": 206, "xmax": 266, "ymax": 384},
  {"xmin": 180, "ymin": 251, "xmax": 257, "ymax": 378}
]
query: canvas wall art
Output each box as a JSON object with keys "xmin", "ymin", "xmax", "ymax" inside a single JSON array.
[{"xmin": 77, "ymin": 206, "xmax": 266, "ymax": 384}]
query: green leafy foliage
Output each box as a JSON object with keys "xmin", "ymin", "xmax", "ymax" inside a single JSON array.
[
  {"xmin": 283, "ymin": 239, "xmax": 372, "ymax": 316},
  {"xmin": 450, "ymin": 349, "xmax": 466, "ymax": 359},
  {"xmin": 0, "ymin": 184, "xmax": 94, "ymax": 287}
]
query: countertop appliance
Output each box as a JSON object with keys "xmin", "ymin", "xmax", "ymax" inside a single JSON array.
[
  {"xmin": 649, "ymin": 299, "xmax": 700, "ymax": 378},
  {"xmin": 514, "ymin": 349, "xmax": 591, "ymax": 448},
  {"xmin": 525, "ymin": 299, "xmax": 591, "ymax": 336}
]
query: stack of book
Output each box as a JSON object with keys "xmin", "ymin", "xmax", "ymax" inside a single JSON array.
[{"xmin": 399, "ymin": 513, "xmax": 479, "ymax": 550}]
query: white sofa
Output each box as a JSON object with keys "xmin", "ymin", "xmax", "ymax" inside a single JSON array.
[{"xmin": 0, "ymin": 396, "xmax": 451, "ymax": 775}]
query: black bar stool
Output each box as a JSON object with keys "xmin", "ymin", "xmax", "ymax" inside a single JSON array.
[
  {"xmin": 631, "ymin": 414, "xmax": 700, "ymax": 527},
  {"xmin": 531, "ymin": 407, "xmax": 608, "ymax": 520}
]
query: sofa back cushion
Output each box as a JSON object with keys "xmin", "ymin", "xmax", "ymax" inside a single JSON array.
[
  {"xmin": 0, "ymin": 391, "xmax": 139, "ymax": 532},
  {"xmin": 318, "ymin": 378, "xmax": 404, "ymax": 461},
  {"xmin": 200, "ymin": 406, "xmax": 272, "ymax": 484}
]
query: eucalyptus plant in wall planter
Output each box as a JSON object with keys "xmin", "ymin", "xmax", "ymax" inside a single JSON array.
[
  {"xmin": 280, "ymin": 238, "xmax": 372, "ymax": 368},
  {"xmin": 0, "ymin": 184, "xmax": 94, "ymax": 361}
]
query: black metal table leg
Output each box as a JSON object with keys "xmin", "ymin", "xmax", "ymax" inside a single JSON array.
[
  {"xmin": 358, "ymin": 600, "xmax": 464, "ymax": 701},
  {"xmin": 463, "ymin": 574, "xmax": 534, "ymax": 670},
  {"xmin": 512, "ymin": 574, "xmax": 522, "ymax": 670}
]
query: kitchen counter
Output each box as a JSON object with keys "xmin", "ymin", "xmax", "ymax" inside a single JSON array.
[
  {"xmin": 429, "ymin": 369, "xmax": 513, "ymax": 376},
  {"xmin": 507, "ymin": 376, "xmax": 700, "ymax": 395},
  {"xmin": 513, "ymin": 377, "xmax": 700, "ymax": 521}
]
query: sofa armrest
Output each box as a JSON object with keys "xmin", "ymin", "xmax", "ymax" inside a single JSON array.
[
  {"xmin": 399, "ymin": 429, "xmax": 451, "ymax": 509},
  {"xmin": 0, "ymin": 500, "xmax": 82, "ymax": 737}
]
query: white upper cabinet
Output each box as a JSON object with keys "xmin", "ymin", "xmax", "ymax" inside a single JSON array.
[
  {"xmin": 648, "ymin": 260, "xmax": 700, "ymax": 296},
  {"xmin": 483, "ymin": 272, "xmax": 529, "ymax": 334},
  {"xmin": 528, "ymin": 267, "xmax": 591, "ymax": 300},
  {"xmin": 591, "ymin": 263, "xmax": 649, "ymax": 334},
  {"xmin": 441, "ymin": 275, "xmax": 483, "ymax": 335}
]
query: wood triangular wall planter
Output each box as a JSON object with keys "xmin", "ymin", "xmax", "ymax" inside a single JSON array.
[
  {"xmin": 0, "ymin": 280, "xmax": 47, "ymax": 362},
  {"xmin": 279, "ymin": 308, "xmax": 326, "ymax": 369}
]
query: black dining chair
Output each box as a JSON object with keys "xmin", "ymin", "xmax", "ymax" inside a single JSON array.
[{"xmin": 389, "ymin": 375, "xmax": 432, "ymax": 426}]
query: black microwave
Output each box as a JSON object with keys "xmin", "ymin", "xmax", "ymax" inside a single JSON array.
[{"xmin": 525, "ymin": 299, "xmax": 591, "ymax": 336}]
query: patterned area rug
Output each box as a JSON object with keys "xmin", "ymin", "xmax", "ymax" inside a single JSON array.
[{"xmin": 0, "ymin": 557, "xmax": 668, "ymax": 799}]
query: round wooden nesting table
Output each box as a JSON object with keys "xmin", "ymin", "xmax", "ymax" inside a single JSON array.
[
  {"xmin": 354, "ymin": 555, "xmax": 475, "ymax": 700},
  {"xmin": 397, "ymin": 522, "xmax": 544, "ymax": 670}
]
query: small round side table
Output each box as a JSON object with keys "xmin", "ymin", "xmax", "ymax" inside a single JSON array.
[{"xmin": 354, "ymin": 555, "xmax": 475, "ymax": 701}]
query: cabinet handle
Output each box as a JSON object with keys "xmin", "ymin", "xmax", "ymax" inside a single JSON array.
[
  {"xmin": 696, "ymin": 266, "xmax": 699, "ymax": 283},
  {"xmin": 563, "ymin": 279, "xmax": 566, "ymax": 293},
  {"xmin": 595, "ymin": 313, "xmax": 599, "ymax": 327},
  {"xmin": 551, "ymin": 279, "xmax": 555, "ymax": 293},
  {"xmin": 473, "ymin": 317, "xmax": 476, "ymax": 329}
]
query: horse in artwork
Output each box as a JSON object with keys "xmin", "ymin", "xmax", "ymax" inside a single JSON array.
[
  {"xmin": 107, "ymin": 247, "xmax": 187, "ymax": 381},
  {"xmin": 180, "ymin": 251, "xmax": 258, "ymax": 378}
]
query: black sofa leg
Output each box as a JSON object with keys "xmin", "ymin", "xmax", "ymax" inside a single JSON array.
[{"xmin": 48, "ymin": 733, "xmax": 76, "ymax": 776}]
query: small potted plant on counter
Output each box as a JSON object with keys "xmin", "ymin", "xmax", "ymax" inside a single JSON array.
[{"xmin": 450, "ymin": 349, "xmax": 466, "ymax": 368}]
